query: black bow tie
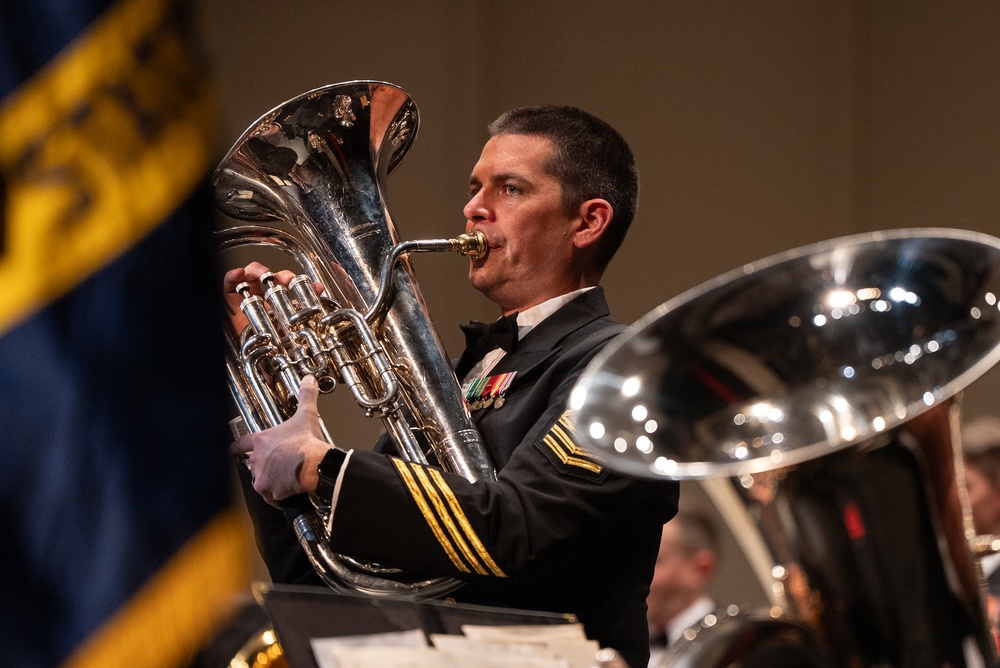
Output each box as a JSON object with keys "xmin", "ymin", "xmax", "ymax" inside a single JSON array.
[{"xmin": 460, "ymin": 312, "xmax": 520, "ymax": 358}]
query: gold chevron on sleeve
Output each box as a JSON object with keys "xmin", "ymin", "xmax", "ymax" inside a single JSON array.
[
  {"xmin": 391, "ymin": 459, "xmax": 471, "ymax": 573},
  {"xmin": 544, "ymin": 412, "xmax": 605, "ymax": 474},
  {"xmin": 427, "ymin": 468, "xmax": 507, "ymax": 577}
]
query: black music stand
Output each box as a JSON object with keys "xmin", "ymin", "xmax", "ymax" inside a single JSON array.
[{"xmin": 256, "ymin": 583, "xmax": 578, "ymax": 668}]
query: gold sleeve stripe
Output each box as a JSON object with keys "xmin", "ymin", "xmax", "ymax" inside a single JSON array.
[
  {"xmin": 391, "ymin": 459, "xmax": 471, "ymax": 573},
  {"xmin": 427, "ymin": 468, "xmax": 507, "ymax": 578},
  {"xmin": 545, "ymin": 421, "xmax": 605, "ymax": 475},
  {"xmin": 409, "ymin": 465, "xmax": 490, "ymax": 576}
]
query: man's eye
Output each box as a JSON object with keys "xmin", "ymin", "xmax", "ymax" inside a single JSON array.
[{"xmin": 503, "ymin": 184, "xmax": 520, "ymax": 195}]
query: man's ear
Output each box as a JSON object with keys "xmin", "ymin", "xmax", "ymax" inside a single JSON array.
[
  {"xmin": 572, "ymin": 198, "xmax": 613, "ymax": 250},
  {"xmin": 694, "ymin": 549, "xmax": 717, "ymax": 578}
]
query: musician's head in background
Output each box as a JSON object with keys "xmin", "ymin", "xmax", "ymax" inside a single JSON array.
[
  {"xmin": 963, "ymin": 415, "xmax": 1000, "ymax": 536},
  {"xmin": 647, "ymin": 508, "xmax": 720, "ymax": 648},
  {"xmin": 464, "ymin": 105, "xmax": 639, "ymax": 315}
]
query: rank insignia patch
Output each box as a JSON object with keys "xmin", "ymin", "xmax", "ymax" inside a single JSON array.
[{"xmin": 538, "ymin": 411, "xmax": 608, "ymax": 482}]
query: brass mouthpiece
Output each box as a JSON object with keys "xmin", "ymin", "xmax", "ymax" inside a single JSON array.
[{"xmin": 451, "ymin": 230, "xmax": 488, "ymax": 260}]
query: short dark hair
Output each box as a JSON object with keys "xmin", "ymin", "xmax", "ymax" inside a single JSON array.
[{"xmin": 487, "ymin": 105, "xmax": 639, "ymax": 273}]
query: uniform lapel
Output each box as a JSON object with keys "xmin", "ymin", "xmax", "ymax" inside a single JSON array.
[
  {"xmin": 483, "ymin": 287, "xmax": 611, "ymax": 386},
  {"xmin": 454, "ymin": 347, "xmax": 480, "ymax": 382}
]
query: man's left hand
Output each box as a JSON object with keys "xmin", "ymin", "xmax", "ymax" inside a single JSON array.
[{"xmin": 230, "ymin": 375, "xmax": 329, "ymax": 507}]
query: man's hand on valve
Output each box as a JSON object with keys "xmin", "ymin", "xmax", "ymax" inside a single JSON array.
[
  {"xmin": 230, "ymin": 375, "xmax": 331, "ymax": 507},
  {"xmin": 222, "ymin": 261, "xmax": 325, "ymax": 335}
]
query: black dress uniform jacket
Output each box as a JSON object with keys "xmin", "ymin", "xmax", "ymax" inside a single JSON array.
[{"xmin": 327, "ymin": 288, "xmax": 680, "ymax": 668}]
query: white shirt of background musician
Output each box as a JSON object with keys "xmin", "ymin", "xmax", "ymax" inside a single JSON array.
[{"xmin": 648, "ymin": 595, "xmax": 716, "ymax": 667}]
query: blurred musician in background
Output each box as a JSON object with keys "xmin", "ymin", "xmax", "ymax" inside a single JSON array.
[
  {"xmin": 229, "ymin": 105, "xmax": 679, "ymax": 668},
  {"xmin": 646, "ymin": 509, "xmax": 720, "ymax": 666},
  {"xmin": 963, "ymin": 415, "xmax": 1000, "ymax": 597}
]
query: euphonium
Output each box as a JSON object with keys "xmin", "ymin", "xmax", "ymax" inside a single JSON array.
[{"xmin": 212, "ymin": 81, "xmax": 495, "ymax": 597}]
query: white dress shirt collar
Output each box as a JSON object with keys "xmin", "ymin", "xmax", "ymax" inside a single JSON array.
[
  {"xmin": 514, "ymin": 286, "xmax": 595, "ymax": 339},
  {"xmin": 466, "ymin": 287, "xmax": 595, "ymax": 380}
]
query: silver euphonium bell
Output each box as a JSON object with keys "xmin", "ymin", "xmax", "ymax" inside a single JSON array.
[
  {"xmin": 212, "ymin": 81, "xmax": 496, "ymax": 597},
  {"xmin": 570, "ymin": 229, "xmax": 1000, "ymax": 666}
]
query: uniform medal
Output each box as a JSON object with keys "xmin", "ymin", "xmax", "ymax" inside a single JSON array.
[{"xmin": 464, "ymin": 371, "xmax": 516, "ymax": 410}]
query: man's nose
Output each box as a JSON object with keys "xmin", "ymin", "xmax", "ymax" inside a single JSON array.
[{"xmin": 463, "ymin": 190, "xmax": 490, "ymax": 222}]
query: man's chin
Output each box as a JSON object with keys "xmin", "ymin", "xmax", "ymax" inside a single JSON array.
[
  {"xmin": 468, "ymin": 268, "xmax": 489, "ymax": 290},
  {"xmin": 468, "ymin": 273, "xmax": 502, "ymax": 303}
]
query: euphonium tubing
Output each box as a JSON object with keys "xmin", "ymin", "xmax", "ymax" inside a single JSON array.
[{"xmin": 212, "ymin": 81, "xmax": 497, "ymax": 599}]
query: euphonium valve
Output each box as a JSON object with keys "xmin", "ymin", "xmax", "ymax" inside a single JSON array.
[{"xmin": 231, "ymin": 230, "xmax": 488, "ymax": 437}]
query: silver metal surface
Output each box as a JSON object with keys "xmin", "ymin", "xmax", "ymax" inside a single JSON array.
[
  {"xmin": 213, "ymin": 81, "xmax": 495, "ymax": 596},
  {"xmin": 569, "ymin": 228, "xmax": 1000, "ymax": 665},
  {"xmin": 570, "ymin": 228, "xmax": 1000, "ymax": 479}
]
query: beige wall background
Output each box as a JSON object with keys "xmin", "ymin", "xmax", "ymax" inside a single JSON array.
[{"xmin": 195, "ymin": 1, "xmax": 1000, "ymax": 611}]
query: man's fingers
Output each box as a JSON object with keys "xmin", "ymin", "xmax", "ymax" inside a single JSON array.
[
  {"xmin": 273, "ymin": 269, "xmax": 297, "ymax": 285},
  {"xmin": 243, "ymin": 261, "xmax": 272, "ymax": 280},
  {"xmin": 296, "ymin": 375, "xmax": 321, "ymax": 415},
  {"xmin": 223, "ymin": 267, "xmax": 247, "ymax": 293},
  {"xmin": 227, "ymin": 262, "xmax": 275, "ymax": 298},
  {"xmin": 226, "ymin": 263, "xmax": 321, "ymax": 296},
  {"xmin": 230, "ymin": 433, "xmax": 254, "ymax": 456}
]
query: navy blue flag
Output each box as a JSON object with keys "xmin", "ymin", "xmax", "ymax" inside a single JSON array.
[{"xmin": 0, "ymin": 1, "xmax": 249, "ymax": 667}]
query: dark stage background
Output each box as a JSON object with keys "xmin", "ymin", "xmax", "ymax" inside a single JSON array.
[{"xmin": 194, "ymin": 0, "xmax": 1000, "ymax": 612}]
